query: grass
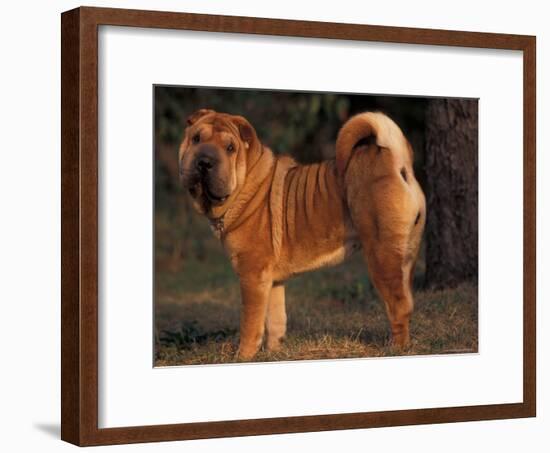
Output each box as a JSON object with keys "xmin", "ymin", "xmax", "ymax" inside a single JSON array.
[{"xmin": 154, "ymin": 246, "xmax": 478, "ymax": 366}]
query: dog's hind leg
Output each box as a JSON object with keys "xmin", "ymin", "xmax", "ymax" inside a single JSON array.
[
  {"xmin": 357, "ymin": 206, "xmax": 422, "ymax": 347},
  {"xmin": 364, "ymin": 247, "xmax": 415, "ymax": 347},
  {"xmin": 357, "ymin": 203, "xmax": 421, "ymax": 347},
  {"xmin": 345, "ymin": 154, "xmax": 423, "ymax": 347},
  {"xmin": 265, "ymin": 283, "xmax": 287, "ymax": 352}
]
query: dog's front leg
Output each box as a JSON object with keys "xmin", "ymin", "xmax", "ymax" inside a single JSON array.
[
  {"xmin": 237, "ymin": 276, "xmax": 272, "ymax": 360},
  {"xmin": 266, "ymin": 283, "xmax": 286, "ymax": 352}
]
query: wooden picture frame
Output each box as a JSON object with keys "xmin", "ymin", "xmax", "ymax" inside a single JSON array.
[{"xmin": 61, "ymin": 6, "xmax": 536, "ymax": 446}]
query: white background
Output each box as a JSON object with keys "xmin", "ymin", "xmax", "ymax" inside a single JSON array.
[
  {"xmin": 0, "ymin": 0, "xmax": 548, "ymax": 451},
  {"xmin": 99, "ymin": 26, "xmax": 523, "ymax": 428}
]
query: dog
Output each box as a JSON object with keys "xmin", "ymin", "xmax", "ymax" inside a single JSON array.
[{"xmin": 178, "ymin": 109, "xmax": 426, "ymax": 359}]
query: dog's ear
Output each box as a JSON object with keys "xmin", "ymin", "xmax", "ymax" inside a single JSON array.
[
  {"xmin": 186, "ymin": 109, "xmax": 215, "ymax": 126},
  {"xmin": 232, "ymin": 115, "xmax": 258, "ymax": 149}
]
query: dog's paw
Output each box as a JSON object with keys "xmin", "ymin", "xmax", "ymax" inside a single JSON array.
[
  {"xmin": 266, "ymin": 337, "xmax": 285, "ymax": 353},
  {"xmin": 388, "ymin": 333, "xmax": 411, "ymax": 350},
  {"xmin": 235, "ymin": 346, "xmax": 259, "ymax": 361}
]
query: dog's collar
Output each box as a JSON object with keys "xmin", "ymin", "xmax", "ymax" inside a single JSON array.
[{"xmin": 208, "ymin": 215, "xmax": 225, "ymax": 238}]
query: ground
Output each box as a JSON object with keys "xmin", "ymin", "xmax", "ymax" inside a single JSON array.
[{"xmin": 154, "ymin": 235, "xmax": 478, "ymax": 366}]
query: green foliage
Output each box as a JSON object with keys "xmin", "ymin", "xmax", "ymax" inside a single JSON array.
[{"xmin": 155, "ymin": 87, "xmax": 351, "ymax": 161}]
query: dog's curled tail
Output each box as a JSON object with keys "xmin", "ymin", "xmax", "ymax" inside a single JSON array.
[{"xmin": 335, "ymin": 111, "xmax": 408, "ymax": 181}]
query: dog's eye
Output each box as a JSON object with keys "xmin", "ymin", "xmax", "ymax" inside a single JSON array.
[
  {"xmin": 192, "ymin": 133, "xmax": 200, "ymax": 144},
  {"xmin": 227, "ymin": 143, "xmax": 235, "ymax": 153}
]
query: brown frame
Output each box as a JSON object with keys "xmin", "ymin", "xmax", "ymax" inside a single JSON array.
[{"xmin": 61, "ymin": 6, "xmax": 536, "ymax": 446}]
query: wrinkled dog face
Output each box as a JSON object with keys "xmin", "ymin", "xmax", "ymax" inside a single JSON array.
[{"xmin": 178, "ymin": 109, "xmax": 257, "ymax": 215}]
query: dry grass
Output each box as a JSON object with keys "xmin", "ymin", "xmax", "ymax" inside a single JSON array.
[{"xmin": 154, "ymin": 250, "xmax": 478, "ymax": 366}]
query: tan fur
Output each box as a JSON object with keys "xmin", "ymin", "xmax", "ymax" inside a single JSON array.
[
  {"xmin": 265, "ymin": 283, "xmax": 286, "ymax": 351},
  {"xmin": 179, "ymin": 110, "xmax": 426, "ymax": 359}
]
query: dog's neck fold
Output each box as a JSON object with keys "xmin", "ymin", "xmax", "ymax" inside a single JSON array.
[{"xmin": 208, "ymin": 145, "xmax": 276, "ymax": 239}]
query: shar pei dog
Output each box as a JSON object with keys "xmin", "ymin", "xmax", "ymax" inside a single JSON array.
[{"xmin": 178, "ymin": 109, "xmax": 426, "ymax": 359}]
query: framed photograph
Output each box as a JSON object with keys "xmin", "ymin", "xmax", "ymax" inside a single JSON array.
[{"xmin": 61, "ymin": 6, "xmax": 536, "ymax": 446}]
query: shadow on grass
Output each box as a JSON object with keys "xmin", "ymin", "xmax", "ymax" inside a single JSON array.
[{"xmin": 158, "ymin": 320, "xmax": 238, "ymax": 350}]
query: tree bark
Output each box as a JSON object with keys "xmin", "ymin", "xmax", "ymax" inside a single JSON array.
[{"xmin": 424, "ymin": 99, "xmax": 478, "ymax": 289}]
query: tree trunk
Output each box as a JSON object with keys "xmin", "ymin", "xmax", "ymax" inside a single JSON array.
[{"xmin": 424, "ymin": 99, "xmax": 478, "ymax": 289}]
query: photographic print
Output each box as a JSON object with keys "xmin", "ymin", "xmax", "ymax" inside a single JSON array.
[{"xmin": 154, "ymin": 86, "xmax": 478, "ymax": 366}]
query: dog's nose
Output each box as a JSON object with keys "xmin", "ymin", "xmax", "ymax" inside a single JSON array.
[
  {"xmin": 196, "ymin": 155, "xmax": 215, "ymax": 172},
  {"xmin": 195, "ymin": 146, "xmax": 218, "ymax": 173}
]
